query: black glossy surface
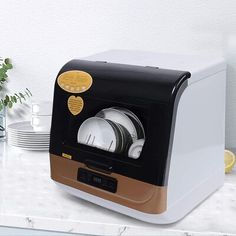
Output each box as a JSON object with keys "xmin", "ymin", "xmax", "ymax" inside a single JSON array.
[{"xmin": 50, "ymin": 60, "xmax": 190, "ymax": 186}]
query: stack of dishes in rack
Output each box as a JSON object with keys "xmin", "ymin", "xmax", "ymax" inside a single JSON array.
[
  {"xmin": 7, "ymin": 101, "xmax": 52, "ymax": 151},
  {"xmin": 77, "ymin": 107, "xmax": 145, "ymax": 159}
]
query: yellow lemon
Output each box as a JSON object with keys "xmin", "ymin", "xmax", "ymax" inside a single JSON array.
[{"xmin": 224, "ymin": 150, "xmax": 236, "ymax": 173}]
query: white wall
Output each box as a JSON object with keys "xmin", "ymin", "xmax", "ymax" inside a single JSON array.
[{"xmin": 0, "ymin": 0, "xmax": 236, "ymax": 148}]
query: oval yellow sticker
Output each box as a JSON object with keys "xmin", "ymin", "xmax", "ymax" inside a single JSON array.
[
  {"xmin": 57, "ymin": 70, "xmax": 93, "ymax": 93},
  {"xmin": 67, "ymin": 96, "xmax": 84, "ymax": 115}
]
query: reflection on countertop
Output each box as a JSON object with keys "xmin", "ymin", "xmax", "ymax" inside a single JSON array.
[{"xmin": 0, "ymin": 142, "xmax": 236, "ymax": 236}]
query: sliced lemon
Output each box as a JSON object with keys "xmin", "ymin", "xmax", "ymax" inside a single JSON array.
[{"xmin": 224, "ymin": 150, "xmax": 236, "ymax": 173}]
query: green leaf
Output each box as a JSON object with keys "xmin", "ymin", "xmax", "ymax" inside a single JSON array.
[
  {"xmin": 13, "ymin": 96, "xmax": 17, "ymax": 103},
  {"xmin": 8, "ymin": 101, "xmax": 13, "ymax": 108},
  {"xmin": 0, "ymin": 59, "xmax": 32, "ymax": 110},
  {"xmin": 5, "ymin": 63, "xmax": 13, "ymax": 70},
  {"xmin": 15, "ymin": 93, "xmax": 22, "ymax": 103},
  {"xmin": 3, "ymin": 99, "xmax": 8, "ymax": 106},
  {"xmin": 19, "ymin": 93, "xmax": 26, "ymax": 100},
  {"xmin": 10, "ymin": 96, "xmax": 15, "ymax": 103},
  {"xmin": 4, "ymin": 58, "xmax": 10, "ymax": 65},
  {"xmin": 1, "ymin": 64, "xmax": 8, "ymax": 71},
  {"xmin": 26, "ymin": 88, "xmax": 32, "ymax": 96},
  {"xmin": 5, "ymin": 95, "xmax": 9, "ymax": 102}
]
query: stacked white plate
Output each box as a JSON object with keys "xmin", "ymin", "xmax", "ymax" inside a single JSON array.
[{"xmin": 7, "ymin": 121, "xmax": 50, "ymax": 151}]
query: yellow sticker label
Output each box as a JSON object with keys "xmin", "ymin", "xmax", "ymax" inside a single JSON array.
[
  {"xmin": 68, "ymin": 95, "xmax": 84, "ymax": 115},
  {"xmin": 62, "ymin": 153, "xmax": 72, "ymax": 159},
  {"xmin": 57, "ymin": 70, "xmax": 93, "ymax": 93}
]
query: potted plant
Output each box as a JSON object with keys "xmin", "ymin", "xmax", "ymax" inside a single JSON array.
[{"xmin": 0, "ymin": 57, "xmax": 32, "ymax": 140}]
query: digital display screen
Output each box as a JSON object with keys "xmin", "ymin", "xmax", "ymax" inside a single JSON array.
[{"xmin": 92, "ymin": 176, "xmax": 102, "ymax": 184}]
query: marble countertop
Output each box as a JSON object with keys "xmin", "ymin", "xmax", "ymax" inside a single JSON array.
[{"xmin": 0, "ymin": 142, "xmax": 236, "ymax": 236}]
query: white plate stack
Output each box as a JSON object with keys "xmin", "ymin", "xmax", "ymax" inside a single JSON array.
[
  {"xmin": 8, "ymin": 121, "xmax": 50, "ymax": 150},
  {"xmin": 7, "ymin": 101, "xmax": 52, "ymax": 151}
]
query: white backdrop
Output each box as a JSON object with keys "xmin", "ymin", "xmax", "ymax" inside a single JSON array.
[{"xmin": 0, "ymin": 0, "xmax": 236, "ymax": 148}]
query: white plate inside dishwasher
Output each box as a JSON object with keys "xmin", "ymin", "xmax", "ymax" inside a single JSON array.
[
  {"xmin": 96, "ymin": 108, "xmax": 138, "ymax": 141},
  {"xmin": 77, "ymin": 117, "xmax": 119, "ymax": 152}
]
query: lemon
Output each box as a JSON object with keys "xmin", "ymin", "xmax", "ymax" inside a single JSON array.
[{"xmin": 224, "ymin": 150, "xmax": 236, "ymax": 173}]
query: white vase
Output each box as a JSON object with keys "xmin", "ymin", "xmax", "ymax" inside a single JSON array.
[{"xmin": 0, "ymin": 106, "xmax": 6, "ymax": 141}]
